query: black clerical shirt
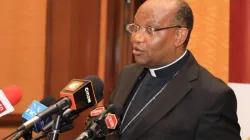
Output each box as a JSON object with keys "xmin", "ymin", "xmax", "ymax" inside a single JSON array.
[{"xmin": 120, "ymin": 50, "xmax": 190, "ymax": 139}]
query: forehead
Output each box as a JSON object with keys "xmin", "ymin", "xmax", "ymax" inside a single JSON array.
[{"xmin": 134, "ymin": 0, "xmax": 178, "ymax": 26}]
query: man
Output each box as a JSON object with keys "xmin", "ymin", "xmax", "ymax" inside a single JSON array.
[{"xmin": 108, "ymin": 0, "xmax": 241, "ymax": 139}]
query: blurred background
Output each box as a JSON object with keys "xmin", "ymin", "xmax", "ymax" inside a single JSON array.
[{"xmin": 0, "ymin": 0, "xmax": 249, "ymax": 139}]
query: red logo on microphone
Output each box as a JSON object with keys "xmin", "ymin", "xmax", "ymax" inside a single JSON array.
[
  {"xmin": 105, "ymin": 113, "xmax": 118, "ymax": 129},
  {"xmin": 0, "ymin": 100, "xmax": 7, "ymax": 113},
  {"xmin": 90, "ymin": 107, "xmax": 105, "ymax": 117}
]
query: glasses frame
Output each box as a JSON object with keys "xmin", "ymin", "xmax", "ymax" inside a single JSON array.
[{"xmin": 126, "ymin": 23, "xmax": 182, "ymax": 35}]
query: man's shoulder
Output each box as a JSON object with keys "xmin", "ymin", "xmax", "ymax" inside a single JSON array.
[
  {"xmin": 191, "ymin": 65, "xmax": 238, "ymax": 118},
  {"xmin": 115, "ymin": 63, "xmax": 143, "ymax": 83},
  {"xmin": 195, "ymin": 65, "xmax": 233, "ymax": 97}
]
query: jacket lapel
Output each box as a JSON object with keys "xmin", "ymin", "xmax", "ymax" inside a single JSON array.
[
  {"xmin": 128, "ymin": 54, "xmax": 199, "ymax": 139},
  {"xmin": 112, "ymin": 65, "xmax": 145, "ymax": 109}
]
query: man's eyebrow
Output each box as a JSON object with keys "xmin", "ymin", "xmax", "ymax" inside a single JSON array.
[
  {"xmin": 147, "ymin": 19, "xmax": 157, "ymax": 24},
  {"xmin": 134, "ymin": 19, "xmax": 159, "ymax": 26},
  {"xmin": 146, "ymin": 19, "xmax": 160, "ymax": 26}
]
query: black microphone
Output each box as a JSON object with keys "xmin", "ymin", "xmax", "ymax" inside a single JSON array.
[
  {"xmin": 11, "ymin": 96, "xmax": 56, "ymax": 140},
  {"xmin": 85, "ymin": 106, "xmax": 106, "ymax": 127},
  {"xmin": 75, "ymin": 104, "xmax": 122, "ymax": 140},
  {"xmin": 42, "ymin": 76, "xmax": 104, "ymax": 133},
  {"xmin": 15, "ymin": 75, "xmax": 104, "ymax": 133}
]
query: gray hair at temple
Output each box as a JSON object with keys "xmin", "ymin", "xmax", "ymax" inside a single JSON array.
[{"xmin": 172, "ymin": 0, "xmax": 194, "ymax": 48}]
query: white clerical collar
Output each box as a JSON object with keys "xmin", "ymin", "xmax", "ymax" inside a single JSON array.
[{"xmin": 149, "ymin": 50, "xmax": 187, "ymax": 77}]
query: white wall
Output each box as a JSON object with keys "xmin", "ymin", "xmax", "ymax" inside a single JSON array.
[{"xmin": 229, "ymin": 83, "xmax": 250, "ymax": 140}]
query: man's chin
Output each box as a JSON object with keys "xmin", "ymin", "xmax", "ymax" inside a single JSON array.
[
  {"xmin": 134, "ymin": 59, "xmax": 157, "ymax": 68},
  {"xmin": 134, "ymin": 59, "xmax": 149, "ymax": 67}
]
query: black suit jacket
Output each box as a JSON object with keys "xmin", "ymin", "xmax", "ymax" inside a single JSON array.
[{"xmin": 107, "ymin": 52, "xmax": 241, "ymax": 140}]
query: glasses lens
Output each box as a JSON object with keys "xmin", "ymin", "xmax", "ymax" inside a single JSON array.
[
  {"xmin": 145, "ymin": 27, "xmax": 154, "ymax": 35},
  {"xmin": 126, "ymin": 24, "xmax": 139, "ymax": 33}
]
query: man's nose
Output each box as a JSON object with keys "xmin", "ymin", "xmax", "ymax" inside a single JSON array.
[{"xmin": 131, "ymin": 31, "xmax": 145, "ymax": 44}]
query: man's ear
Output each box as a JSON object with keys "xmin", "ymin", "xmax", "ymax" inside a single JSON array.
[{"xmin": 174, "ymin": 28, "xmax": 189, "ymax": 47}]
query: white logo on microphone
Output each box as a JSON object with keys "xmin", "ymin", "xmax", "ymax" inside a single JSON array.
[
  {"xmin": 26, "ymin": 108, "xmax": 36, "ymax": 116},
  {"xmin": 85, "ymin": 87, "xmax": 91, "ymax": 103},
  {"xmin": 69, "ymin": 83, "xmax": 80, "ymax": 90}
]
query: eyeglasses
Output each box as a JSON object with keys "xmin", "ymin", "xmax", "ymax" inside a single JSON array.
[{"xmin": 126, "ymin": 23, "xmax": 182, "ymax": 36}]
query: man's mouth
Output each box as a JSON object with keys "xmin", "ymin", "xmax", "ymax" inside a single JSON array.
[{"xmin": 132, "ymin": 48, "xmax": 144, "ymax": 55}]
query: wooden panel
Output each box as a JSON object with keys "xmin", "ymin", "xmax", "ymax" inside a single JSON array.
[
  {"xmin": 45, "ymin": 0, "xmax": 72, "ymax": 98},
  {"xmin": 103, "ymin": 0, "xmax": 119, "ymax": 104},
  {"xmin": 229, "ymin": 0, "xmax": 250, "ymax": 83},
  {"xmin": 186, "ymin": 0, "xmax": 229, "ymax": 82},
  {"xmin": 0, "ymin": 128, "xmax": 17, "ymax": 139},
  {"xmin": 104, "ymin": 0, "xmax": 136, "ymax": 102},
  {"xmin": 99, "ymin": 0, "xmax": 108, "ymax": 82},
  {"xmin": 70, "ymin": 0, "xmax": 100, "ymax": 78},
  {"xmin": 0, "ymin": 114, "xmax": 22, "ymax": 126},
  {"xmin": 45, "ymin": 0, "xmax": 100, "ymax": 139},
  {"xmin": 0, "ymin": 0, "xmax": 47, "ymax": 135}
]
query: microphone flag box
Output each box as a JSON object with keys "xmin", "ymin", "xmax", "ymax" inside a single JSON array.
[
  {"xmin": 60, "ymin": 79, "xmax": 97, "ymax": 111},
  {"xmin": 22, "ymin": 101, "xmax": 52, "ymax": 132},
  {"xmin": 0, "ymin": 90, "xmax": 14, "ymax": 117}
]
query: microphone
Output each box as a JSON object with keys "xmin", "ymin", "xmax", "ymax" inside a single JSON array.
[
  {"xmin": 84, "ymin": 106, "xmax": 106, "ymax": 127},
  {"xmin": 16, "ymin": 75, "xmax": 104, "ymax": 132},
  {"xmin": 22, "ymin": 96, "xmax": 56, "ymax": 132},
  {"xmin": 0, "ymin": 85, "xmax": 22, "ymax": 117},
  {"xmin": 90, "ymin": 106, "xmax": 106, "ymax": 117},
  {"xmin": 42, "ymin": 76, "xmax": 104, "ymax": 133},
  {"xmin": 60, "ymin": 75, "xmax": 104, "ymax": 111},
  {"xmin": 11, "ymin": 96, "xmax": 56, "ymax": 140},
  {"xmin": 75, "ymin": 104, "xmax": 122, "ymax": 140}
]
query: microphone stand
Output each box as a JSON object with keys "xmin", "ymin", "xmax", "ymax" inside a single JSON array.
[
  {"xmin": 22, "ymin": 129, "xmax": 33, "ymax": 140},
  {"xmin": 31, "ymin": 130, "xmax": 51, "ymax": 140},
  {"xmin": 11, "ymin": 129, "xmax": 33, "ymax": 140},
  {"xmin": 31, "ymin": 121, "xmax": 75, "ymax": 140},
  {"xmin": 47, "ymin": 113, "xmax": 62, "ymax": 140}
]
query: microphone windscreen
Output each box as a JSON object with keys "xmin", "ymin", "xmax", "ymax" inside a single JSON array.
[
  {"xmin": 40, "ymin": 96, "xmax": 56, "ymax": 107},
  {"xmin": 2, "ymin": 85, "xmax": 22, "ymax": 105},
  {"xmin": 84, "ymin": 76, "xmax": 104, "ymax": 102}
]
